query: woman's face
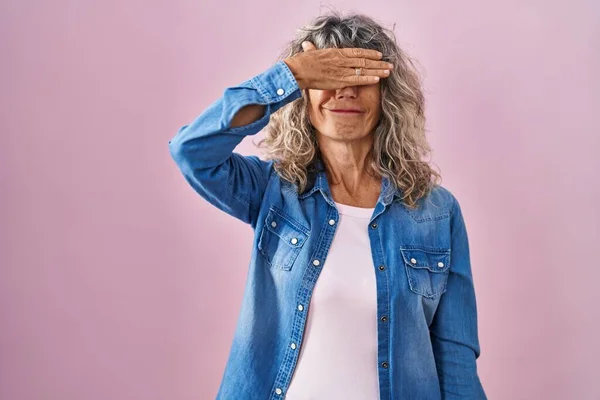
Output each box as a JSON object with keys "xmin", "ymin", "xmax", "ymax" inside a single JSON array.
[{"xmin": 306, "ymin": 83, "xmax": 381, "ymax": 142}]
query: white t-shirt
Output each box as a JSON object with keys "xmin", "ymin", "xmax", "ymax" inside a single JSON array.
[{"xmin": 285, "ymin": 201, "xmax": 379, "ymax": 399}]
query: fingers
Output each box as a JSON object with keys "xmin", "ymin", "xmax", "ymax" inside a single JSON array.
[
  {"xmin": 340, "ymin": 47, "xmax": 383, "ymax": 60},
  {"xmin": 339, "ymin": 74, "xmax": 382, "ymax": 86},
  {"xmin": 339, "ymin": 58, "xmax": 394, "ymax": 70},
  {"xmin": 334, "ymin": 48, "xmax": 393, "ymax": 73},
  {"xmin": 336, "ymin": 64, "xmax": 391, "ymax": 86},
  {"xmin": 351, "ymin": 68, "xmax": 391, "ymax": 78},
  {"xmin": 334, "ymin": 62, "xmax": 392, "ymax": 86},
  {"xmin": 296, "ymin": 43, "xmax": 392, "ymax": 89},
  {"xmin": 301, "ymin": 41, "xmax": 317, "ymax": 51}
]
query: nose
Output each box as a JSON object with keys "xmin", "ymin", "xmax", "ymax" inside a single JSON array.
[{"xmin": 335, "ymin": 86, "xmax": 358, "ymax": 99}]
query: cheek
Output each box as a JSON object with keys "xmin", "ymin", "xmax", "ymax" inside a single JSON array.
[
  {"xmin": 307, "ymin": 104, "xmax": 325, "ymax": 130},
  {"xmin": 307, "ymin": 99, "xmax": 329, "ymax": 125},
  {"xmin": 369, "ymin": 96, "xmax": 382, "ymax": 121},
  {"xmin": 373, "ymin": 104, "xmax": 382, "ymax": 119},
  {"xmin": 307, "ymin": 102, "xmax": 321, "ymax": 122},
  {"xmin": 306, "ymin": 92, "xmax": 323, "ymax": 120},
  {"xmin": 367, "ymin": 106, "xmax": 382, "ymax": 130}
]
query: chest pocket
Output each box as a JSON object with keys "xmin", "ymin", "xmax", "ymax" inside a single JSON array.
[
  {"xmin": 258, "ymin": 207, "xmax": 310, "ymax": 271},
  {"xmin": 400, "ymin": 246, "xmax": 451, "ymax": 299}
]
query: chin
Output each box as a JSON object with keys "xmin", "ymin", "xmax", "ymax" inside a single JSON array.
[{"xmin": 333, "ymin": 130, "xmax": 369, "ymax": 140}]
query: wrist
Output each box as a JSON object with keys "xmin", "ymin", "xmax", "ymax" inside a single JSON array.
[{"xmin": 283, "ymin": 58, "xmax": 306, "ymax": 90}]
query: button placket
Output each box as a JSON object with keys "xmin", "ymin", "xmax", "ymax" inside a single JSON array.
[{"xmin": 272, "ymin": 210, "xmax": 339, "ymax": 398}]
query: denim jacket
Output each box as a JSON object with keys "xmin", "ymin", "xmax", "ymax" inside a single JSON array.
[{"xmin": 168, "ymin": 60, "xmax": 487, "ymax": 400}]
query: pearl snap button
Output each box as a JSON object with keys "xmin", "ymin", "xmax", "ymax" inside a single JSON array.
[
  {"xmin": 290, "ymin": 343, "xmax": 297, "ymax": 349},
  {"xmin": 328, "ymin": 219, "xmax": 336, "ymax": 225},
  {"xmin": 275, "ymin": 388, "xmax": 282, "ymax": 395},
  {"xmin": 276, "ymin": 88, "xmax": 284, "ymax": 95},
  {"xmin": 312, "ymin": 259, "xmax": 320, "ymax": 266},
  {"xmin": 438, "ymin": 262, "xmax": 444, "ymax": 268},
  {"xmin": 297, "ymin": 304, "xmax": 304, "ymax": 311},
  {"xmin": 410, "ymin": 258, "xmax": 417, "ymax": 264},
  {"xmin": 291, "ymin": 237, "xmax": 298, "ymax": 245},
  {"xmin": 271, "ymin": 221, "xmax": 277, "ymax": 228}
]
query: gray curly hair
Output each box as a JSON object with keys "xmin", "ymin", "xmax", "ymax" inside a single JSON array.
[{"xmin": 256, "ymin": 11, "xmax": 441, "ymax": 209}]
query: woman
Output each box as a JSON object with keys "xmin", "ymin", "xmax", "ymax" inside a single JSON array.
[{"xmin": 168, "ymin": 12, "xmax": 487, "ymax": 400}]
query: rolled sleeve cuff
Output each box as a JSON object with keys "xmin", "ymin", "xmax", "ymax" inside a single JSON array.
[{"xmin": 251, "ymin": 60, "xmax": 301, "ymax": 104}]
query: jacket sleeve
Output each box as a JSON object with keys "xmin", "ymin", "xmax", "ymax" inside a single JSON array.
[
  {"xmin": 429, "ymin": 195, "xmax": 487, "ymax": 399},
  {"xmin": 168, "ymin": 60, "xmax": 302, "ymax": 228}
]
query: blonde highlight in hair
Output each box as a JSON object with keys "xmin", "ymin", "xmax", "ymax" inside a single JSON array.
[{"xmin": 256, "ymin": 11, "xmax": 442, "ymax": 209}]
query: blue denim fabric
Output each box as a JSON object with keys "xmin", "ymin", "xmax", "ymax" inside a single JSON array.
[{"xmin": 168, "ymin": 60, "xmax": 487, "ymax": 400}]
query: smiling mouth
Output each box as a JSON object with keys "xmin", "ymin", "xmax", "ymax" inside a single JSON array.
[{"xmin": 326, "ymin": 109, "xmax": 364, "ymax": 114}]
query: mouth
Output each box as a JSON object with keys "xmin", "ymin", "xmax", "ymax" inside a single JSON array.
[{"xmin": 326, "ymin": 109, "xmax": 365, "ymax": 115}]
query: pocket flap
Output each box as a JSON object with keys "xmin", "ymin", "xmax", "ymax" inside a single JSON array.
[
  {"xmin": 264, "ymin": 207, "xmax": 309, "ymax": 248},
  {"xmin": 400, "ymin": 246, "xmax": 450, "ymax": 273}
]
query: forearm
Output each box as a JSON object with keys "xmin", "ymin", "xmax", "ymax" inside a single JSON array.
[
  {"xmin": 169, "ymin": 61, "xmax": 300, "ymax": 167},
  {"xmin": 430, "ymin": 194, "xmax": 487, "ymax": 399},
  {"xmin": 230, "ymin": 104, "xmax": 266, "ymax": 128},
  {"xmin": 168, "ymin": 60, "xmax": 301, "ymax": 226}
]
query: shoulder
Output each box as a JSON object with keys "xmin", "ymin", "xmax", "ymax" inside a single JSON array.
[
  {"xmin": 430, "ymin": 184, "xmax": 459, "ymax": 213},
  {"xmin": 395, "ymin": 184, "xmax": 454, "ymax": 223},
  {"xmin": 429, "ymin": 184, "xmax": 469, "ymax": 226}
]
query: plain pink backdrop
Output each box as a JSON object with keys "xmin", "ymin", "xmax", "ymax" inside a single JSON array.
[{"xmin": 1, "ymin": 1, "xmax": 599, "ymax": 399}]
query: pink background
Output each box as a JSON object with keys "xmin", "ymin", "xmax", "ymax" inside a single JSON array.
[{"xmin": 2, "ymin": 1, "xmax": 599, "ymax": 399}]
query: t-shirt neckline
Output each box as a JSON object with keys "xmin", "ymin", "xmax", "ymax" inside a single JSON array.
[{"xmin": 333, "ymin": 201, "xmax": 375, "ymax": 219}]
